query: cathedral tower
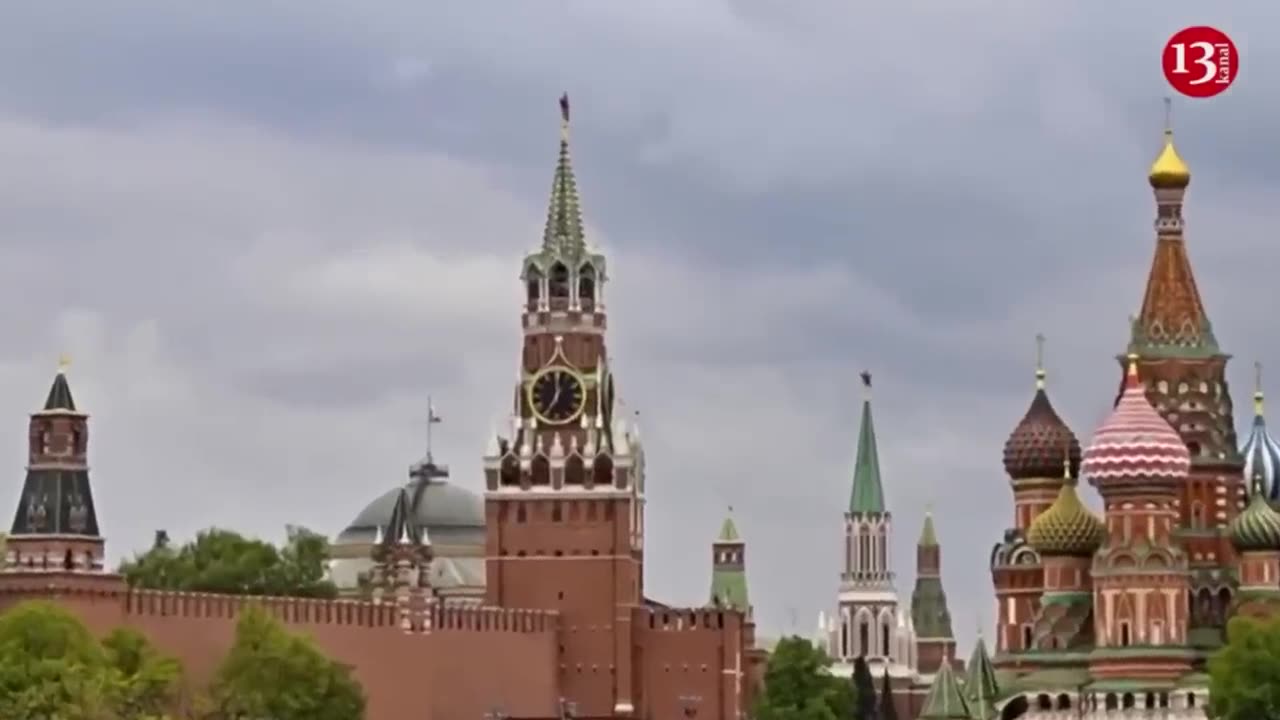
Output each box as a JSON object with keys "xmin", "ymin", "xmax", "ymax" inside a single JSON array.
[
  {"xmin": 482, "ymin": 95, "xmax": 646, "ymax": 717},
  {"xmin": 709, "ymin": 510, "xmax": 750, "ymax": 611},
  {"xmin": 1084, "ymin": 359, "xmax": 1193, "ymax": 682},
  {"xmin": 3, "ymin": 361, "xmax": 116, "ymax": 590},
  {"xmin": 1122, "ymin": 107, "xmax": 1243, "ymax": 635},
  {"xmin": 836, "ymin": 372, "xmax": 901, "ymax": 664},
  {"xmin": 992, "ymin": 337, "xmax": 1081, "ymax": 657},
  {"xmin": 911, "ymin": 509, "xmax": 956, "ymax": 674}
]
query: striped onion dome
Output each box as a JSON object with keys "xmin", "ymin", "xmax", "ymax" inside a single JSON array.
[
  {"xmin": 1027, "ymin": 461, "xmax": 1105, "ymax": 556},
  {"xmin": 1229, "ymin": 482, "xmax": 1280, "ymax": 552},
  {"xmin": 1082, "ymin": 359, "xmax": 1190, "ymax": 489},
  {"xmin": 1241, "ymin": 377, "xmax": 1280, "ymax": 502}
]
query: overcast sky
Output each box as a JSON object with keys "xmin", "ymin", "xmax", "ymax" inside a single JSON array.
[{"xmin": 1, "ymin": 2, "xmax": 1278, "ymax": 653}]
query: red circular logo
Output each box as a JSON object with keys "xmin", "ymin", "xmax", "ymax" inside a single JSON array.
[{"xmin": 1163, "ymin": 26, "xmax": 1239, "ymax": 98}]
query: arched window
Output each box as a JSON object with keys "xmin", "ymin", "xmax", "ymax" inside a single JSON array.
[
  {"xmin": 858, "ymin": 619, "xmax": 870, "ymax": 657},
  {"xmin": 1120, "ymin": 622, "xmax": 1131, "ymax": 647},
  {"xmin": 1055, "ymin": 695, "xmax": 1071, "ymax": 710},
  {"xmin": 549, "ymin": 263, "xmax": 570, "ymax": 298},
  {"xmin": 1035, "ymin": 694, "xmax": 1052, "ymax": 711},
  {"xmin": 1191, "ymin": 501, "xmax": 1205, "ymax": 529},
  {"xmin": 840, "ymin": 620, "xmax": 849, "ymax": 658},
  {"xmin": 1121, "ymin": 693, "xmax": 1135, "ymax": 709},
  {"xmin": 1021, "ymin": 624, "xmax": 1033, "ymax": 650},
  {"xmin": 578, "ymin": 264, "xmax": 596, "ymax": 302},
  {"xmin": 526, "ymin": 268, "xmax": 543, "ymax": 304},
  {"xmin": 881, "ymin": 621, "xmax": 891, "ymax": 657},
  {"xmin": 1104, "ymin": 694, "xmax": 1118, "ymax": 711}
]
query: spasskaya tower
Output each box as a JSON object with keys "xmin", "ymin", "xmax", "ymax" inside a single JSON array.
[{"xmin": 483, "ymin": 94, "xmax": 647, "ymax": 717}]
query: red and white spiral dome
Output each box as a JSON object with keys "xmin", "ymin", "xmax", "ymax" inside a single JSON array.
[{"xmin": 1081, "ymin": 360, "xmax": 1191, "ymax": 489}]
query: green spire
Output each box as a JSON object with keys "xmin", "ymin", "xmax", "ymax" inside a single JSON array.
[
  {"xmin": 541, "ymin": 93, "xmax": 586, "ymax": 259},
  {"xmin": 919, "ymin": 507, "xmax": 938, "ymax": 547},
  {"xmin": 919, "ymin": 659, "xmax": 972, "ymax": 719},
  {"xmin": 849, "ymin": 371, "xmax": 886, "ymax": 515},
  {"xmin": 709, "ymin": 509, "xmax": 749, "ymax": 611},
  {"xmin": 965, "ymin": 635, "xmax": 999, "ymax": 713},
  {"xmin": 717, "ymin": 513, "xmax": 741, "ymax": 542}
]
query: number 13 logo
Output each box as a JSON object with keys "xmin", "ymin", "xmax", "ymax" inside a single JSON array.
[{"xmin": 1163, "ymin": 26, "xmax": 1240, "ymax": 98}]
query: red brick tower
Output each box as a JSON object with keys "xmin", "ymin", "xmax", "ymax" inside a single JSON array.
[
  {"xmin": 1084, "ymin": 358, "xmax": 1193, "ymax": 682},
  {"xmin": 992, "ymin": 336, "xmax": 1081, "ymax": 659},
  {"xmin": 482, "ymin": 95, "xmax": 646, "ymax": 717},
  {"xmin": 911, "ymin": 510, "xmax": 956, "ymax": 674},
  {"xmin": 1121, "ymin": 106, "xmax": 1243, "ymax": 643},
  {"xmin": 2, "ymin": 361, "xmax": 118, "ymax": 588}
]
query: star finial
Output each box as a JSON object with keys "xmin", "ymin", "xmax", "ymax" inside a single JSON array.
[
  {"xmin": 1034, "ymin": 333, "xmax": 1046, "ymax": 389},
  {"xmin": 57, "ymin": 353, "xmax": 71, "ymax": 374}
]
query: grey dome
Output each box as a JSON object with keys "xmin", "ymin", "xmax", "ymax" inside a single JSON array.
[{"xmin": 336, "ymin": 479, "xmax": 484, "ymax": 546}]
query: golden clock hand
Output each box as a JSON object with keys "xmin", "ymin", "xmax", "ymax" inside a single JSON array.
[{"xmin": 549, "ymin": 377, "xmax": 563, "ymax": 411}]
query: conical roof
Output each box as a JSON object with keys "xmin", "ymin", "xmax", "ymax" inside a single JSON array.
[
  {"xmin": 965, "ymin": 636, "xmax": 999, "ymax": 704},
  {"xmin": 919, "ymin": 659, "xmax": 971, "ymax": 719},
  {"xmin": 849, "ymin": 372, "xmax": 886, "ymax": 514},
  {"xmin": 1081, "ymin": 359, "xmax": 1190, "ymax": 489}
]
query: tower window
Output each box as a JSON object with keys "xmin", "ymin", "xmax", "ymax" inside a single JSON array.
[
  {"xmin": 1021, "ymin": 625, "xmax": 1033, "ymax": 650},
  {"xmin": 549, "ymin": 263, "xmax": 570, "ymax": 298},
  {"xmin": 840, "ymin": 620, "xmax": 849, "ymax": 658},
  {"xmin": 578, "ymin": 265, "xmax": 596, "ymax": 301},
  {"xmin": 526, "ymin": 271, "xmax": 542, "ymax": 303},
  {"xmin": 881, "ymin": 622, "xmax": 890, "ymax": 657},
  {"xmin": 858, "ymin": 619, "xmax": 869, "ymax": 657},
  {"xmin": 1120, "ymin": 622, "xmax": 1131, "ymax": 647}
]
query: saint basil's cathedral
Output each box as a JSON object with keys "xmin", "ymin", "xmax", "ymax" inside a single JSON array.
[{"xmin": 813, "ymin": 116, "xmax": 1280, "ymax": 719}]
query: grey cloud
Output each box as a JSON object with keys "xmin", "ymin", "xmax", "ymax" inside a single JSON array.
[{"xmin": 2, "ymin": 1, "xmax": 1280, "ymax": 655}]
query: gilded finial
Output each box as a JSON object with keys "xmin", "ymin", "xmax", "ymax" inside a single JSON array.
[
  {"xmin": 559, "ymin": 93, "xmax": 570, "ymax": 143},
  {"xmin": 860, "ymin": 370, "xmax": 872, "ymax": 398},
  {"xmin": 1126, "ymin": 353, "xmax": 1140, "ymax": 379},
  {"xmin": 1062, "ymin": 444, "xmax": 1074, "ymax": 482},
  {"xmin": 1256, "ymin": 361, "xmax": 1265, "ymax": 417},
  {"xmin": 1034, "ymin": 333, "xmax": 1046, "ymax": 389},
  {"xmin": 1149, "ymin": 97, "xmax": 1191, "ymax": 189},
  {"xmin": 57, "ymin": 353, "xmax": 71, "ymax": 374}
]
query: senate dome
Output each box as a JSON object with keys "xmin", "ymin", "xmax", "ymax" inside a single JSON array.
[{"xmin": 329, "ymin": 456, "xmax": 486, "ymax": 597}]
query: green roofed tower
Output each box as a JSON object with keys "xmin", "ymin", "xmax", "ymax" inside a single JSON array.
[
  {"xmin": 831, "ymin": 372, "xmax": 905, "ymax": 667},
  {"xmin": 911, "ymin": 506, "xmax": 956, "ymax": 675},
  {"xmin": 708, "ymin": 508, "xmax": 749, "ymax": 611},
  {"xmin": 918, "ymin": 655, "xmax": 971, "ymax": 719}
]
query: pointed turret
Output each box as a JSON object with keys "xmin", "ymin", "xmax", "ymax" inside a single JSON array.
[
  {"xmin": 709, "ymin": 508, "xmax": 749, "ymax": 611},
  {"xmin": 1131, "ymin": 103, "xmax": 1215, "ymax": 357},
  {"xmin": 965, "ymin": 634, "xmax": 999, "ymax": 711},
  {"xmin": 849, "ymin": 371, "xmax": 886, "ymax": 515},
  {"xmin": 918, "ymin": 655, "xmax": 971, "ymax": 719},
  {"xmin": 912, "ymin": 507, "xmax": 956, "ymax": 673},
  {"xmin": 542, "ymin": 93, "xmax": 586, "ymax": 258},
  {"xmin": 4, "ymin": 360, "xmax": 107, "ymax": 576},
  {"xmin": 370, "ymin": 486, "xmax": 433, "ymax": 596},
  {"xmin": 1242, "ymin": 361, "xmax": 1280, "ymax": 502}
]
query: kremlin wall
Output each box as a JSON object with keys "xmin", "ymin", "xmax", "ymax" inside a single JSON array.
[{"xmin": 3, "ymin": 94, "xmax": 1279, "ymax": 720}]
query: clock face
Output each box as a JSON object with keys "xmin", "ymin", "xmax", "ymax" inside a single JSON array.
[{"xmin": 529, "ymin": 367, "xmax": 586, "ymax": 425}]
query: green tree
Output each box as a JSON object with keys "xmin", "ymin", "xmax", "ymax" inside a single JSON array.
[
  {"xmin": 0, "ymin": 601, "xmax": 183, "ymax": 720},
  {"xmin": 850, "ymin": 656, "xmax": 877, "ymax": 720},
  {"xmin": 204, "ymin": 605, "xmax": 365, "ymax": 720},
  {"xmin": 1209, "ymin": 614, "xmax": 1280, "ymax": 720},
  {"xmin": 120, "ymin": 526, "xmax": 338, "ymax": 599},
  {"xmin": 755, "ymin": 636, "xmax": 854, "ymax": 720},
  {"xmin": 102, "ymin": 627, "xmax": 184, "ymax": 717}
]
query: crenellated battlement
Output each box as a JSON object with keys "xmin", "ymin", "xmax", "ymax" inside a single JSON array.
[
  {"xmin": 641, "ymin": 606, "xmax": 745, "ymax": 633},
  {"xmin": 119, "ymin": 588, "xmax": 559, "ymax": 634}
]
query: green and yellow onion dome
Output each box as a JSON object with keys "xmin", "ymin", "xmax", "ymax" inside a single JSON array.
[
  {"xmin": 1027, "ymin": 481, "xmax": 1105, "ymax": 556},
  {"xmin": 1229, "ymin": 485, "xmax": 1280, "ymax": 553}
]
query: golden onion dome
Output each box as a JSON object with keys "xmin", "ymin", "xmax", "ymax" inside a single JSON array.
[
  {"xmin": 1027, "ymin": 480, "xmax": 1106, "ymax": 557},
  {"xmin": 1149, "ymin": 129, "xmax": 1191, "ymax": 189},
  {"xmin": 1229, "ymin": 485, "xmax": 1280, "ymax": 553}
]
